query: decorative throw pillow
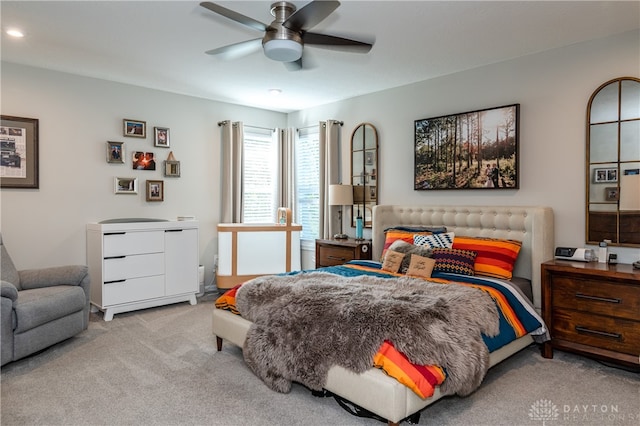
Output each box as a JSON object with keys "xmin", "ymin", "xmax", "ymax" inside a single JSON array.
[
  {"xmin": 380, "ymin": 229, "xmax": 436, "ymax": 260},
  {"xmin": 381, "ymin": 250, "xmax": 404, "ymax": 273},
  {"xmin": 452, "ymin": 236, "xmax": 522, "ymax": 279},
  {"xmin": 413, "ymin": 232, "xmax": 455, "ymax": 249},
  {"xmin": 386, "ymin": 240, "xmax": 433, "ymax": 274},
  {"xmin": 431, "ymin": 248, "xmax": 477, "ymax": 276},
  {"xmin": 406, "ymin": 254, "xmax": 436, "ymax": 279}
]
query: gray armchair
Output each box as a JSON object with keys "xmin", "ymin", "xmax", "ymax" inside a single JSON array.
[{"xmin": 1, "ymin": 233, "xmax": 90, "ymax": 366}]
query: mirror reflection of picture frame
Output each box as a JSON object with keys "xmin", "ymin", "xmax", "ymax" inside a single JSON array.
[
  {"xmin": 114, "ymin": 177, "xmax": 137, "ymax": 194},
  {"xmin": 146, "ymin": 180, "xmax": 164, "ymax": 202},
  {"xmin": 164, "ymin": 160, "xmax": 180, "ymax": 177},
  {"xmin": 106, "ymin": 141, "xmax": 124, "ymax": 164},
  {"xmin": 605, "ymin": 187, "xmax": 619, "ymax": 201},
  {"xmin": 594, "ymin": 167, "xmax": 617, "ymax": 183}
]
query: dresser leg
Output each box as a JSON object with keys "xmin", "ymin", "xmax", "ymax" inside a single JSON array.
[{"xmin": 541, "ymin": 342, "xmax": 553, "ymax": 359}]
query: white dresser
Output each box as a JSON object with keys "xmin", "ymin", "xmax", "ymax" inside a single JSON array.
[{"xmin": 87, "ymin": 220, "xmax": 199, "ymax": 321}]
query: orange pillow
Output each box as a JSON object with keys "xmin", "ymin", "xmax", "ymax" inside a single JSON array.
[{"xmin": 452, "ymin": 236, "xmax": 522, "ymax": 279}]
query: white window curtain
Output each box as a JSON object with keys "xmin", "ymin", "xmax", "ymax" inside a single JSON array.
[
  {"xmin": 277, "ymin": 127, "xmax": 295, "ymax": 210},
  {"xmin": 219, "ymin": 120, "xmax": 243, "ymax": 223}
]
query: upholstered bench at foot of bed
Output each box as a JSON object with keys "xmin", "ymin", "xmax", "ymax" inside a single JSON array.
[{"xmin": 212, "ymin": 308, "xmax": 534, "ymax": 425}]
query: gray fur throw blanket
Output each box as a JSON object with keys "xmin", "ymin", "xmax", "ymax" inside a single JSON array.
[{"xmin": 235, "ymin": 271, "xmax": 499, "ymax": 397}]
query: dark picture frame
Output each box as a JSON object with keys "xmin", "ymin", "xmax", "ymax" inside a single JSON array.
[
  {"xmin": 154, "ymin": 127, "xmax": 170, "ymax": 147},
  {"xmin": 1, "ymin": 115, "xmax": 39, "ymax": 189},
  {"xmin": 414, "ymin": 104, "xmax": 519, "ymax": 190},
  {"xmin": 146, "ymin": 180, "xmax": 164, "ymax": 202},
  {"xmin": 123, "ymin": 119, "xmax": 146, "ymax": 138},
  {"xmin": 106, "ymin": 141, "xmax": 125, "ymax": 164}
]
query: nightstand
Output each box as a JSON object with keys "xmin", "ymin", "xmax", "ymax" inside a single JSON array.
[
  {"xmin": 315, "ymin": 238, "xmax": 372, "ymax": 268},
  {"xmin": 541, "ymin": 259, "xmax": 640, "ymax": 368}
]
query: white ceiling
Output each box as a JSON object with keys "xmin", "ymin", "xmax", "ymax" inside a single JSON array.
[{"xmin": 1, "ymin": 1, "xmax": 639, "ymax": 113}]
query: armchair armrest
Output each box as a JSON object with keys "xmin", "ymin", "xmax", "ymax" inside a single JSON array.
[
  {"xmin": 1, "ymin": 280, "xmax": 18, "ymax": 302},
  {"xmin": 19, "ymin": 265, "xmax": 89, "ymax": 291}
]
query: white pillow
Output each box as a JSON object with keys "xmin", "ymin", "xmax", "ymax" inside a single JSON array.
[{"xmin": 413, "ymin": 232, "xmax": 455, "ymax": 249}]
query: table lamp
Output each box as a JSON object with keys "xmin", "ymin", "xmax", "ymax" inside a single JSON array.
[{"xmin": 329, "ymin": 184, "xmax": 353, "ymax": 239}]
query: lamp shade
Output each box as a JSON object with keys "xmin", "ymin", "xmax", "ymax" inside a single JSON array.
[
  {"xmin": 329, "ymin": 184, "xmax": 353, "ymax": 206},
  {"xmin": 263, "ymin": 39, "xmax": 303, "ymax": 62}
]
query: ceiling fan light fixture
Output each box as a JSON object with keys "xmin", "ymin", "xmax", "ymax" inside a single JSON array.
[{"xmin": 263, "ymin": 39, "xmax": 302, "ymax": 62}]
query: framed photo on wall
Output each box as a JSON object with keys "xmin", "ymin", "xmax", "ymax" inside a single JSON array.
[
  {"xmin": 132, "ymin": 151, "xmax": 156, "ymax": 170},
  {"xmin": 146, "ymin": 180, "xmax": 164, "ymax": 202},
  {"xmin": 414, "ymin": 104, "xmax": 519, "ymax": 190},
  {"xmin": 106, "ymin": 141, "xmax": 125, "ymax": 163},
  {"xmin": 594, "ymin": 167, "xmax": 618, "ymax": 183},
  {"xmin": 1, "ymin": 115, "xmax": 39, "ymax": 189},
  {"xmin": 123, "ymin": 119, "xmax": 146, "ymax": 138},
  {"xmin": 114, "ymin": 177, "xmax": 138, "ymax": 194},
  {"xmin": 154, "ymin": 127, "xmax": 170, "ymax": 147}
]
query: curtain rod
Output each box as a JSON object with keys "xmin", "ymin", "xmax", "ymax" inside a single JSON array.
[{"xmin": 217, "ymin": 121, "xmax": 274, "ymax": 131}]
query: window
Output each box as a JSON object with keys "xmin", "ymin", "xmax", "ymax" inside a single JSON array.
[
  {"xmin": 242, "ymin": 127, "xmax": 278, "ymax": 223},
  {"xmin": 295, "ymin": 126, "xmax": 320, "ymax": 243}
]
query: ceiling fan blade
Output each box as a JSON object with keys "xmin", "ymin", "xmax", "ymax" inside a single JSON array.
[
  {"xmin": 283, "ymin": 58, "xmax": 303, "ymax": 71},
  {"xmin": 205, "ymin": 38, "xmax": 263, "ymax": 60},
  {"xmin": 283, "ymin": 0, "xmax": 340, "ymax": 31},
  {"xmin": 200, "ymin": 2, "xmax": 269, "ymax": 32},
  {"xmin": 303, "ymin": 32, "xmax": 373, "ymax": 53}
]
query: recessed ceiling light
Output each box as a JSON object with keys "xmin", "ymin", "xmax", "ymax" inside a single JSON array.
[
  {"xmin": 269, "ymin": 89, "xmax": 282, "ymax": 96},
  {"xmin": 6, "ymin": 29, "xmax": 24, "ymax": 38}
]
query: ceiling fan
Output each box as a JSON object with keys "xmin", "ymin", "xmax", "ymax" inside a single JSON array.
[{"xmin": 200, "ymin": 1, "xmax": 373, "ymax": 70}]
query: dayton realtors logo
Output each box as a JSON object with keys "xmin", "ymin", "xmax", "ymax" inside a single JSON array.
[{"xmin": 529, "ymin": 399, "xmax": 560, "ymax": 425}]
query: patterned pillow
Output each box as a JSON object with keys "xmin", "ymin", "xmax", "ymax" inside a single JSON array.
[
  {"xmin": 452, "ymin": 236, "xmax": 522, "ymax": 279},
  {"xmin": 381, "ymin": 250, "xmax": 405, "ymax": 273},
  {"xmin": 414, "ymin": 232, "xmax": 455, "ymax": 249},
  {"xmin": 431, "ymin": 248, "xmax": 477, "ymax": 276},
  {"xmin": 385, "ymin": 240, "xmax": 433, "ymax": 273},
  {"xmin": 380, "ymin": 229, "xmax": 436, "ymax": 260},
  {"xmin": 406, "ymin": 254, "xmax": 436, "ymax": 279}
]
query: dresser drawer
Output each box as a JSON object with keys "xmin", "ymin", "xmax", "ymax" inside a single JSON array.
[
  {"xmin": 318, "ymin": 245, "xmax": 355, "ymax": 266},
  {"xmin": 104, "ymin": 231, "xmax": 164, "ymax": 256},
  {"xmin": 104, "ymin": 253, "xmax": 164, "ymax": 282},
  {"xmin": 103, "ymin": 275, "xmax": 165, "ymax": 306},
  {"xmin": 552, "ymin": 308, "xmax": 640, "ymax": 356},
  {"xmin": 551, "ymin": 276, "xmax": 640, "ymax": 321}
]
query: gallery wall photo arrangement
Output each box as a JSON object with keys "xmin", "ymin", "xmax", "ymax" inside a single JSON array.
[
  {"xmin": 123, "ymin": 119, "xmax": 146, "ymax": 138},
  {"xmin": 1, "ymin": 115, "xmax": 39, "ymax": 189},
  {"xmin": 414, "ymin": 104, "xmax": 519, "ymax": 190}
]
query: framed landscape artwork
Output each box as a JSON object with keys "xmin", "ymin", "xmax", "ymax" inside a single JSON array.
[{"xmin": 414, "ymin": 104, "xmax": 519, "ymax": 190}]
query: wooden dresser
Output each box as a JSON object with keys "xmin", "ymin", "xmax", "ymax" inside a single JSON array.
[
  {"xmin": 541, "ymin": 259, "xmax": 640, "ymax": 367},
  {"xmin": 315, "ymin": 238, "xmax": 372, "ymax": 268}
]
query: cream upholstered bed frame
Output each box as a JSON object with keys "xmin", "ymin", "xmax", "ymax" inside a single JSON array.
[{"xmin": 212, "ymin": 204, "xmax": 554, "ymax": 425}]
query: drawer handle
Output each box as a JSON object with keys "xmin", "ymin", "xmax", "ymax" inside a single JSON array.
[
  {"xmin": 575, "ymin": 326, "xmax": 622, "ymax": 340},
  {"xmin": 104, "ymin": 279, "xmax": 126, "ymax": 284},
  {"xmin": 575, "ymin": 293, "xmax": 621, "ymax": 304},
  {"xmin": 165, "ymin": 229, "xmax": 183, "ymax": 233},
  {"xmin": 327, "ymin": 255, "xmax": 346, "ymax": 261},
  {"xmin": 104, "ymin": 255, "xmax": 126, "ymax": 260},
  {"xmin": 105, "ymin": 232, "xmax": 126, "ymax": 236}
]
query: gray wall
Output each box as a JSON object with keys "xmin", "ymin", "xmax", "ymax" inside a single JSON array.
[
  {"xmin": 1, "ymin": 29, "xmax": 639, "ymax": 277},
  {"xmin": 289, "ymin": 29, "xmax": 640, "ymax": 264}
]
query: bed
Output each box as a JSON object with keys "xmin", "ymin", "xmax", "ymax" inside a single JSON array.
[{"xmin": 212, "ymin": 205, "xmax": 554, "ymax": 425}]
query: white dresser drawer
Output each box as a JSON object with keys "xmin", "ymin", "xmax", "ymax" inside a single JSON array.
[
  {"xmin": 103, "ymin": 231, "xmax": 164, "ymax": 256},
  {"xmin": 103, "ymin": 253, "xmax": 164, "ymax": 282},
  {"xmin": 103, "ymin": 275, "xmax": 165, "ymax": 306}
]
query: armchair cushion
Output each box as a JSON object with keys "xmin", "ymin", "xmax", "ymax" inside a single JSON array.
[
  {"xmin": 1, "ymin": 280, "xmax": 18, "ymax": 302},
  {"xmin": 1, "ymin": 236, "xmax": 21, "ymax": 290},
  {"xmin": 19, "ymin": 265, "xmax": 89, "ymax": 290},
  {"xmin": 13, "ymin": 286, "xmax": 86, "ymax": 333}
]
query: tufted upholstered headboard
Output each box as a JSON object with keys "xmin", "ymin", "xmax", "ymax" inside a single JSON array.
[{"xmin": 372, "ymin": 205, "xmax": 554, "ymax": 312}]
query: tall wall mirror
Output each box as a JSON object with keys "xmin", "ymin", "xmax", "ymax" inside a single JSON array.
[
  {"xmin": 351, "ymin": 123, "xmax": 378, "ymax": 228},
  {"xmin": 586, "ymin": 76, "xmax": 640, "ymax": 247}
]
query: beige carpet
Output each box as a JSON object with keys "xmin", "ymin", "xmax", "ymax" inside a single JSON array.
[{"xmin": 1, "ymin": 295, "xmax": 638, "ymax": 425}]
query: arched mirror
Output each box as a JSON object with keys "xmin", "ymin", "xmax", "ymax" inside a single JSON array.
[
  {"xmin": 586, "ymin": 76, "xmax": 640, "ymax": 247},
  {"xmin": 351, "ymin": 123, "xmax": 378, "ymax": 228}
]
